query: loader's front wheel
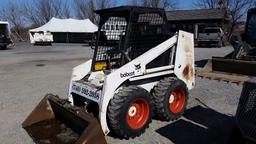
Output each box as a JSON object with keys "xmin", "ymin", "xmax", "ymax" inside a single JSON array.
[
  {"xmin": 107, "ymin": 86, "xmax": 153, "ymax": 139},
  {"xmin": 152, "ymin": 77, "xmax": 188, "ymax": 121}
]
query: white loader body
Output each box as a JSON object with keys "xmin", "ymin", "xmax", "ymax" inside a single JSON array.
[{"xmin": 68, "ymin": 30, "xmax": 195, "ymax": 134}]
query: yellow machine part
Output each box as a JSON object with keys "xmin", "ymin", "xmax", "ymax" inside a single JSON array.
[{"xmin": 94, "ymin": 62, "xmax": 107, "ymax": 71}]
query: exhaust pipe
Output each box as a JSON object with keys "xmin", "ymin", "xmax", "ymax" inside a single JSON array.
[{"xmin": 22, "ymin": 94, "xmax": 107, "ymax": 144}]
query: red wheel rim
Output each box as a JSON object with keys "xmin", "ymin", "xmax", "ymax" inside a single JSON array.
[
  {"xmin": 126, "ymin": 98, "xmax": 150, "ymax": 129},
  {"xmin": 168, "ymin": 89, "xmax": 186, "ymax": 113}
]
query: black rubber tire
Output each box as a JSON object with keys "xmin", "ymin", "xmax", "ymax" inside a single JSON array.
[
  {"xmin": 107, "ymin": 86, "xmax": 153, "ymax": 139},
  {"xmin": 152, "ymin": 77, "xmax": 188, "ymax": 121}
]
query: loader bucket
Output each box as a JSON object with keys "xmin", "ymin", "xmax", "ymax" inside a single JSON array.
[
  {"xmin": 196, "ymin": 57, "xmax": 252, "ymax": 84},
  {"xmin": 22, "ymin": 94, "xmax": 107, "ymax": 144}
]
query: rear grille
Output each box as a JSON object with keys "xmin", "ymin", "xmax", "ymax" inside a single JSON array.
[{"xmin": 236, "ymin": 81, "xmax": 256, "ymax": 141}]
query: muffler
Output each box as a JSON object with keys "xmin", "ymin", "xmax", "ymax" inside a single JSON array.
[{"xmin": 22, "ymin": 94, "xmax": 107, "ymax": 144}]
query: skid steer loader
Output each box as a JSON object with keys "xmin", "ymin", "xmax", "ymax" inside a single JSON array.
[
  {"xmin": 197, "ymin": 8, "xmax": 256, "ymax": 84},
  {"xmin": 22, "ymin": 6, "xmax": 195, "ymax": 143}
]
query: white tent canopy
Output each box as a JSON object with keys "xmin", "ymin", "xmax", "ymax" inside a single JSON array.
[{"xmin": 29, "ymin": 17, "xmax": 98, "ymax": 33}]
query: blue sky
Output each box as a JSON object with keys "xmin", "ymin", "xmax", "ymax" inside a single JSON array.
[
  {"xmin": 0, "ymin": 0, "xmax": 194, "ymax": 10},
  {"xmin": 177, "ymin": 0, "xmax": 195, "ymax": 9}
]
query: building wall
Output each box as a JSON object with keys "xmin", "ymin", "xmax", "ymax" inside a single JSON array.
[
  {"xmin": 168, "ymin": 19, "xmax": 229, "ymax": 39},
  {"xmin": 52, "ymin": 32, "xmax": 93, "ymax": 43}
]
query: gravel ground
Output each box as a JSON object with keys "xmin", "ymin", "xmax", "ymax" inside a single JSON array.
[{"xmin": 0, "ymin": 43, "xmax": 242, "ymax": 144}]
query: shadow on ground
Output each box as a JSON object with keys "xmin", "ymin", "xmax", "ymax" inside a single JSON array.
[
  {"xmin": 0, "ymin": 47, "xmax": 12, "ymax": 51},
  {"xmin": 156, "ymin": 106, "xmax": 234, "ymax": 144}
]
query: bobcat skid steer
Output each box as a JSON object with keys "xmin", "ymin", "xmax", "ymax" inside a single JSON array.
[{"xmin": 22, "ymin": 6, "xmax": 195, "ymax": 143}]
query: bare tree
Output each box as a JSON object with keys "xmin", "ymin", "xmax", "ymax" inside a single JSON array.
[
  {"xmin": 0, "ymin": 0, "xmax": 72, "ymax": 41},
  {"xmin": 73, "ymin": 0, "xmax": 88, "ymax": 19},
  {"xmin": 194, "ymin": 0, "xmax": 255, "ymax": 38},
  {"xmin": 60, "ymin": 1, "xmax": 71, "ymax": 19},
  {"xmin": 227, "ymin": 0, "xmax": 255, "ymax": 38},
  {"xmin": 0, "ymin": 1, "xmax": 26, "ymax": 41},
  {"xmin": 86, "ymin": 0, "xmax": 97, "ymax": 23},
  {"xmin": 24, "ymin": 0, "xmax": 71, "ymax": 26},
  {"xmin": 128, "ymin": 0, "xmax": 178, "ymax": 10},
  {"xmin": 194, "ymin": 0, "xmax": 220, "ymax": 9},
  {"xmin": 73, "ymin": 0, "xmax": 116, "ymax": 23},
  {"xmin": 128, "ymin": 0, "xmax": 141, "ymax": 6}
]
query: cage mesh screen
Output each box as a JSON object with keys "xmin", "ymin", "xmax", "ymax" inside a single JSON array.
[
  {"xmin": 102, "ymin": 17, "xmax": 127, "ymax": 41},
  {"xmin": 93, "ymin": 8, "xmax": 171, "ymax": 71},
  {"xmin": 95, "ymin": 17, "xmax": 127, "ymax": 68},
  {"xmin": 236, "ymin": 82, "xmax": 256, "ymax": 141},
  {"xmin": 128, "ymin": 12, "xmax": 168, "ymax": 60}
]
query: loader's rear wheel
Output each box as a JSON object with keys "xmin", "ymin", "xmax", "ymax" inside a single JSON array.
[
  {"xmin": 169, "ymin": 89, "xmax": 186, "ymax": 113},
  {"xmin": 107, "ymin": 86, "xmax": 153, "ymax": 139},
  {"xmin": 152, "ymin": 77, "xmax": 188, "ymax": 121}
]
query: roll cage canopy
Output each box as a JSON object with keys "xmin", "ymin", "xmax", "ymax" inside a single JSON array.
[{"xmin": 92, "ymin": 6, "xmax": 170, "ymax": 71}]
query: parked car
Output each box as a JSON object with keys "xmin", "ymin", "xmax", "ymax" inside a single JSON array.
[
  {"xmin": 198, "ymin": 27, "xmax": 225, "ymax": 47},
  {"xmin": 0, "ymin": 21, "xmax": 12, "ymax": 49}
]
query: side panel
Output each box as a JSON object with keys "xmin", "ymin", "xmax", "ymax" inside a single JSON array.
[
  {"xmin": 99, "ymin": 34, "xmax": 178, "ymax": 134},
  {"xmin": 68, "ymin": 59, "xmax": 92, "ymax": 104},
  {"xmin": 174, "ymin": 31, "xmax": 195, "ymax": 90}
]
